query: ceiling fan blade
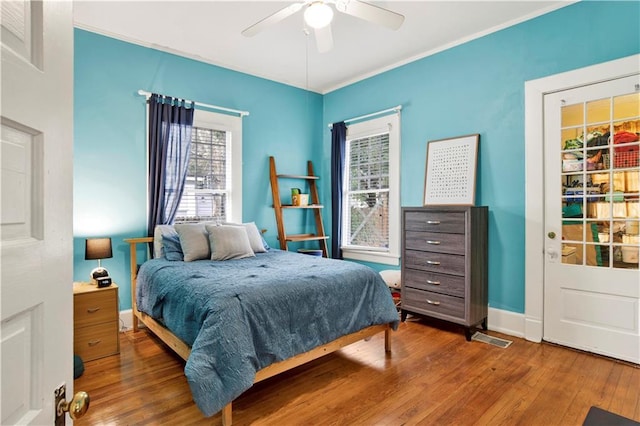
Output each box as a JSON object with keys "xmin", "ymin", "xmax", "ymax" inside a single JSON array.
[
  {"xmin": 242, "ymin": 2, "xmax": 305, "ymax": 37},
  {"xmin": 336, "ymin": 0, "xmax": 404, "ymax": 30},
  {"xmin": 314, "ymin": 25, "xmax": 333, "ymax": 53}
]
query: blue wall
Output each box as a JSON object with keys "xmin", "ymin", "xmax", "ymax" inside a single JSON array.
[
  {"xmin": 74, "ymin": 30, "xmax": 323, "ymax": 309},
  {"xmin": 74, "ymin": 1, "xmax": 639, "ymax": 313},
  {"xmin": 322, "ymin": 1, "xmax": 639, "ymax": 312}
]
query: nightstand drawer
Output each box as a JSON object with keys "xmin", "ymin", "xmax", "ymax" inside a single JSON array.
[
  {"xmin": 74, "ymin": 321, "xmax": 119, "ymax": 361},
  {"xmin": 74, "ymin": 289, "xmax": 118, "ymax": 328},
  {"xmin": 404, "ymin": 268, "xmax": 465, "ymax": 298},
  {"xmin": 404, "ymin": 211, "xmax": 465, "ymax": 234},
  {"xmin": 404, "ymin": 250, "xmax": 465, "ymax": 276},
  {"xmin": 402, "ymin": 287, "xmax": 464, "ymax": 319},
  {"xmin": 405, "ymin": 231, "xmax": 465, "ymax": 255}
]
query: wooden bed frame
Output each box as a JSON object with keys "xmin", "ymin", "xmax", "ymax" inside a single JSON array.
[{"xmin": 124, "ymin": 237, "xmax": 392, "ymax": 425}]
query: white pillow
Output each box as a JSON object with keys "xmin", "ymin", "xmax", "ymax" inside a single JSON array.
[
  {"xmin": 175, "ymin": 223, "xmax": 211, "ymax": 261},
  {"xmin": 153, "ymin": 225, "xmax": 177, "ymax": 259},
  {"xmin": 205, "ymin": 224, "xmax": 255, "ymax": 261},
  {"xmin": 223, "ymin": 221, "xmax": 267, "ymax": 253}
]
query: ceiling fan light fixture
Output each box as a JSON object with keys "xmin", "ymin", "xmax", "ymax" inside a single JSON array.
[{"xmin": 304, "ymin": 2, "xmax": 334, "ymax": 29}]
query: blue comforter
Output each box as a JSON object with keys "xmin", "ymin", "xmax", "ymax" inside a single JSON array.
[{"xmin": 136, "ymin": 249, "xmax": 399, "ymax": 416}]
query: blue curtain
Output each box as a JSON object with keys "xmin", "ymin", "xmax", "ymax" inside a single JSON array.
[
  {"xmin": 331, "ymin": 121, "xmax": 347, "ymax": 259},
  {"xmin": 147, "ymin": 94, "xmax": 194, "ymax": 238}
]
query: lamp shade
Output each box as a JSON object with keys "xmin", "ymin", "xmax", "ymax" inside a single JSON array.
[{"xmin": 85, "ymin": 238, "xmax": 113, "ymax": 260}]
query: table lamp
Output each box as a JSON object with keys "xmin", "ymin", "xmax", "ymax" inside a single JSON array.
[{"xmin": 85, "ymin": 237, "xmax": 113, "ymax": 287}]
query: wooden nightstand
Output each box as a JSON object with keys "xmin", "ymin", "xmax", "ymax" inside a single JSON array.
[{"xmin": 73, "ymin": 282, "xmax": 120, "ymax": 361}]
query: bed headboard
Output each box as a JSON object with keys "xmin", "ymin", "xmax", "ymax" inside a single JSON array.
[{"xmin": 123, "ymin": 237, "xmax": 153, "ymax": 329}]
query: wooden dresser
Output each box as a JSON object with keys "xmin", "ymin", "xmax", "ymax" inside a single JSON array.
[
  {"xmin": 400, "ymin": 206, "xmax": 488, "ymax": 340},
  {"xmin": 73, "ymin": 282, "xmax": 120, "ymax": 361}
]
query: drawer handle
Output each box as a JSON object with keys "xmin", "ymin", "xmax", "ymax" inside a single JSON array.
[
  {"xmin": 426, "ymin": 240, "xmax": 441, "ymax": 245},
  {"xmin": 88, "ymin": 339, "xmax": 102, "ymax": 346},
  {"xmin": 87, "ymin": 307, "xmax": 101, "ymax": 313},
  {"xmin": 426, "ymin": 280, "xmax": 441, "ymax": 285},
  {"xmin": 427, "ymin": 220, "xmax": 441, "ymax": 225},
  {"xmin": 426, "ymin": 260, "xmax": 441, "ymax": 265},
  {"xmin": 426, "ymin": 299, "xmax": 441, "ymax": 306}
]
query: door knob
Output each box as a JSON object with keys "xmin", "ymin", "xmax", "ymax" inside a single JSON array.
[
  {"xmin": 548, "ymin": 231, "xmax": 556, "ymax": 239},
  {"xmin": 56, "ymin": 389, "xmax": 90, "ymax": 422}
]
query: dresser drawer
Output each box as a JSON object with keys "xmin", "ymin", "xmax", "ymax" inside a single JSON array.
[
  {"xmin": 74, "ymin": 321, "xmax": 119, "ymax": 361},
  {"xmin": 405, "ymin": 231, "xmax": 465, "ymax": 255},
  {"xmin": 404, "ymin": 250, "xmax": 465, "ymax": 276},
  {"xmin": 403, "ymin": 268, "xmax": 465, "ymax": 298},
  {"xmin": 402, "ymin": 287, "xmax": 464, "ymax": 320},
  {"xmin": 74, "ymin": 289, "xmax": 118, "ymax": 328},
  {"xmin": 404, "ymin": 211, "xmax": 465, "ymax": 234}
]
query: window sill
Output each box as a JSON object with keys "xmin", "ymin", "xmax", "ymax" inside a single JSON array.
[{"xmin": 341, "ymin": 249, "xmax": 399, "ymax": 266}]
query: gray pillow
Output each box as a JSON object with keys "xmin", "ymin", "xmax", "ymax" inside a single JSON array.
[
  {"xmin": 223, "ymin": 221, "xmax": 267, "ymax": 253},
  {"xmin": 175, "ymin": 223, "xmax": 210, "ymax": 261},
  {"xmin": 205, "ymin": 224, "xmax": 255, "ymax": 261}
]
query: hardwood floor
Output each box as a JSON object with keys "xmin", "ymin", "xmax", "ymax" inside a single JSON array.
[{"xmin": 74, "ymin": 317, "xmax": 639, "ymax": 426}]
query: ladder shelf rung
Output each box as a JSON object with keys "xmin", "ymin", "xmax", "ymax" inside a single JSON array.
[
  {"xmin": 277, "ymin": 174, "xmax": 319, "ymax": 180},
  {"xmin": 279, "ymin": 204, "xmax": 324, "ymax": 209},
  {"xmin": 285, "ymin": 234, "xmax": 330, "ymax": 242}
]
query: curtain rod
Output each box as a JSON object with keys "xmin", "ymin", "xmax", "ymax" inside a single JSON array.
[
  {"xmin": 328, "ymin": 105, "xmax": 402, "ymax": 128},
  {"xmin": 137, "ymin": 90, "xmax": 250, "ymax": 117}
]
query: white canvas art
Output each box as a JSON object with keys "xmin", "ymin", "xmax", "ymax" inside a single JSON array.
[{"xmin": 424, "ymin": 134, "xmax": 479, "ymax": 205}]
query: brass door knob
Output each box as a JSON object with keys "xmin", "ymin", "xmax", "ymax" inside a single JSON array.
[
  {"xmin": 548, "ymin": 231, "xmax": 556, "ymax": 239},
  {"xmin": 58, "ymin": 391, "xmax": 90, "ymax": 420}
]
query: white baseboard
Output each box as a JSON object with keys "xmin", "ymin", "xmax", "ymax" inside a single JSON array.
[
  {"xmin": 119, "ymin": 309, "xmax": 133, "ymax": 332},
  {"xmin": 487, "ymin": 307, "xmax": 525, "ymax": 339}
]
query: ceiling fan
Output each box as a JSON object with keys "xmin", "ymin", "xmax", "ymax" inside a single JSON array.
[{"xmin": 241, "ymin": 0, "xmax": 405, "ymax": 53}]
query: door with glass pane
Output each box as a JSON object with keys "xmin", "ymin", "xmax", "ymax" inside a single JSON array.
[{"xmin": 544, "ymin": 75, "xmax": 639, "ymax": 364}]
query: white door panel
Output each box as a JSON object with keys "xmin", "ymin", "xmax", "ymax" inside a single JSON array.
[
  {"xmin": 1, "ymin": 1, "xmax": 75, "ymax": 424},
  {"xmin": 543, "ymin": 75, "xmax": 640, "ymax": 364}
]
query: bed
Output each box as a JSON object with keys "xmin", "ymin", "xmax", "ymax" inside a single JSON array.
[{"xmin": 124, "ymin": 233, "xmax": 399, "ymax": 425}]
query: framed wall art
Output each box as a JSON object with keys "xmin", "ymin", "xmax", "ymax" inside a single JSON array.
[{"xmin": 423, "ymin": 134, "xmax": 479, "ymax": 206}]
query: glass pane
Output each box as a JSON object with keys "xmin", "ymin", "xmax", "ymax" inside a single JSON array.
[
  {"xmin": 586, "ymin": 98, "xmax": 610, "ymax": 125},
  {"xmin": 613, "ymin": 143, "xmax": 639, "ymax": 170},
  {"xmin": 562, "ymin": 243, "xmax": 584, "ymax": 265},
  {"xmin": 613, "ymin": 93, "xmax": 640, "ymax": 121},
  {"xmin": 562, "ymin": 223, "xmax": 584, "ymax": 243},
  {"xmin": 585, "ymin": 244, "xmax": 603, "ymax": 267},
  {"xmin": 611, "ymin": 172, "xmax": 626, "ymax": 192},
  {"xmin": 595, "ymin": 245, "xmax": 610, "ymax": 267},
  {"xmin": 613, "ymin": 118, "xmax": 640, "ymax": 135},
  {"xmin": 561, "ymin": 127, "xmax": 582, "ymax": 151},
  {"xmin": 561, "ymin": 244, "xmax": 578, "ymax": 265},
  {"xmin": 561, "ymin": 103, "xmax": 583, "ymax": 127},
  {"xmin": 346, "ymin": 191, "xmax": 389, "ymax": 248}
]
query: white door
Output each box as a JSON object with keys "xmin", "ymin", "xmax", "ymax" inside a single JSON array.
[
  {"xmin": 1, "ymin": 1, "xmax": 77, "ymax": 424},
  {"xmin": 544, "ymin": 75, "xmax": 640, "ymax": 364}
]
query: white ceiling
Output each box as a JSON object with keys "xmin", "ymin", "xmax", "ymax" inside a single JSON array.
[{"xmin": 73, "ymin": 1, "xmax": 572, "ymax": 94}]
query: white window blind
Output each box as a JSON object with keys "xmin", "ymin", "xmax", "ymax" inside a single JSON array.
[
  {"xmin": 175, "ymin": 126, "xmax": 229, "ymax": 222},
  {"xmin": 345, "ymin": 133, "xmax": 390, "ymax": 249}
]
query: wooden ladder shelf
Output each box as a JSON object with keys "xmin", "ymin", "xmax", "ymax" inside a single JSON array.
[{"xmin": 269, "ymin": 156, "xmax": 329, "ymax": 257}]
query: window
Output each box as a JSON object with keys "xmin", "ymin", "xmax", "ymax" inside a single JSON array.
[
  {"xmin": 174, "ymin": 109, "xmax": 242, "ymax": 223},
  {"xmin": 342, "ymin": 114, "xmax": 400, "ymax": 265}
]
